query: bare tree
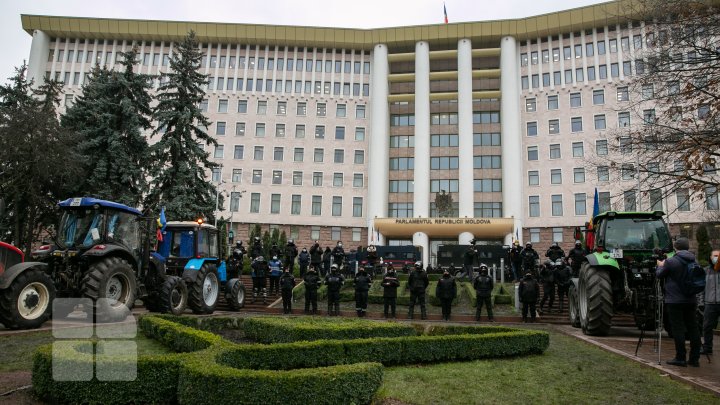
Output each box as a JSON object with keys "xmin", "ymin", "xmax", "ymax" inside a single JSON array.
[{"xmin": 588, "ymin": 0, "xmax": 720, "ymax": 215}]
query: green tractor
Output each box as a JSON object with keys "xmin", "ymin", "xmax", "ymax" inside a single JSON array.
[{"xmin": 568, "ymin": 211, "xmax": 673, "ymax": 336}]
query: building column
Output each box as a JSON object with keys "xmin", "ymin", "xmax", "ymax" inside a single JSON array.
[
  {"xmin": 459, "ymin": 232, "xmax": 474, "ymax": 245},
  {"xmin": 368, "ymin": 44, "xmax": 389, "ymax": 245},
  {"xmin": 457, "ymin": 38, "xmax": 474, "ymax": 222},
  {"xmin": 27, "ymin": 30, "xmax": 51, "ymax": 88},
  {"xmin": 414, "ymin": 41, "xmax": 430, "ymax": 263},
  {"xmin": 500, "ymin": 36, "xmax": 523, "ymax": 244}
]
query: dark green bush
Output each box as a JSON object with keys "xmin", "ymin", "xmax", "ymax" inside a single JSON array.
[
  {"xmin": 243, "ymin": 316, "xmax": 417, "ymax": 343},
  {"xmin": 32, "ymin": 342, "xmax": 181, "ymax": 405},
  {"xmin": 139, "ymin": 315, "xmax": 224, "ymax": 352}
]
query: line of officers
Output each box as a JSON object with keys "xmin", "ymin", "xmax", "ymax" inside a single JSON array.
[{"xmin": 228, "ymin": 237, "xmax": 497, "ymax": 321}]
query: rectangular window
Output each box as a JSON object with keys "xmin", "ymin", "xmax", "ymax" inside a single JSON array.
[
  {"xmin": 594, "ymin": 114, "xmax": 606, "ymax": 130},
  {"xmin": 232, "ymin": 169, "xmax": 242, "ymax": 183},
  {"xmin": 593, "ymin": 89, "xmax": 605, "ymax": 105},
  {"xmin": 275, "ymin": 124, "xmax": 285, "ymax": 138},
  {"xmin": 257, "ymin": 100, "xmax": 267, "ymax": 114},
  {"xmin": 573, "ymin": 167, "xmax": 585, "ymax": 183},
  {"xmin": 610, "ymin": 63, "xmax": 619, "ymax": 78},
  {"xmin": 292, "ymin": 171, "xmax": 303, "ymax": 186},
  {"xmin": 254, "ymin": 146, "xmax": 264, "ymax": 160},
  {"xmin": 233, "ymin": 145, "xmax": 244, "ymax": 159},
  {"xmin": 355, "ymin": 127, "xmax": 365, "ymax": 141},
  {"xmin": 353, "ymin": 173, "xmax": 363, "ymax": 187},
  {"xmin": 552, "ymin": 48, "xmax": 560, "ymax": 62},
  {"xmin": 526, "ymin": 98, "xmax": 536, "ymax": 112},
  {"xmin": 571, "ymin": 117, "xmax": 583, "ymax": 132},
  {"xmin": 707, "ymin": 186, "xmax": 719, "ymax": 210},
  {"xmin": 532, "ymin": 74, "xmax": 539, "ymax": 88},
  {"xmin": 389, "ymin": 157, "xmax": 415, "ymax": 170},
  {"xmin": 294, "ymin": 147, "xmax": 304, "ymax": 162},
  {"xmin": 291, "ymin": 195, "xmax": 301, "ymax": 215},
  {"xmin": 356, "ymin": 105, "xmax": 366, "ymax": 118},
  {"xmin": 527, "ymin": 146, "xmax": 538, "ymax": 161},
  {"xmin": 572, "ymin": 142, "xmax": 584, "ymax": 157},
  {"xmin": 199, "ymin": 99, "xmax": 209, "ymax": 112},
  {"xmin": 650, "ymin": 189, "xmax": 663, "ymax": 211},
  {"xmin": 563, "ymin": 46, "xmax": 571, "ymax": 60},
  {"xmin": 586, "ymin": 42, "xmax": 594, "ymax": 56},
  {"xmin": 575, "ymin": 193, "xmax": 587, "ymax": 215},
  {"xmin": 549, "ymin": 144, "xmax": 561, "ymax": 159},
  {"xmin": 297, "ymin": 102, "xmax": 307, "ymax": 116},
  {"xmin": 521, "ymin": 76, "xmax": 529, "ymax": 90},
  {"xmin": 312, "ymin": 172, "xmax": 323, "ymax": 187},
  {"xmin": 269, "ymin": 194, "xmax": 280, "ymax": 214},
  {"xmin": 211, "ymin": 167, "xmax": 221, "ymax": 182},
  {"xmin": 334, "ymin": 149, "xmax": 344, "ymax": 164},
  {"xmin": 296, "ymin": 124, "xmax": 306, "ymax": 138},
  {"xmin": 570, "ymin": 92, "xmax": 581, "ymax": 108},
  {"xmin": 553, "ymin": 71, "xmax": 561, "ymax": 86},
  {"xmin": 331, "ymin": 196, "xmax": 342, "ymax": 216},
  {"xmin": 214, "ymin": 145, "xmax": 224, "ymax": 159},
  {"xmin": 336, "ymin": 104, "xmax": 347, "ymax": 117},
  {"xmin": 624, "ymin": 191, "xmax": 636, "ymax": 211},
  {"xmin": 617, "ymin": 86, "xmax": 629, "ymax": 102},
  {"xmin": 234, "ymin": 122, "xmax": 245, "ymax": 136},
  {"xmin": 216, "ymin": 122, "xmax": 226, "ymax": 135},
  {"xmin": 272, "ymin": 170, "xmax": 282, "ymax": 185},
  {"xmin": 249, "ymin": 193, "xmax": 260, "ymax": 213},
  {"xmin": 551, "ymin": 169, "xmax": 562, "ymax": 184},
  {"xmin": 527, "ymin": 122, "xmax": 538, "ymax": 136},
  {"xmin": 335, "ymin": 126, "xmax": 345, "ymax": 140},
  {"xmin": 618, "ymin": 112, "xmax": 630, "ymax": 128},
  {"xmin": 353, "ymin": 197, "xmax": 363, "ymax": 217},
  {"xmin": 619, "ymin": 137, "xmax": 632, "ymax": 154},
  {"xmin": 552, "ymin": 227, "xmax": 563, "ymax": 243},
  {"xmin": 609, "ymin": 38, "xmax": 618, "ymax": 53},
  {"xmin": 255, "ymin": 123, "xmax": 265, "ymax": 137},
  {"xmin": 273, "ymin": 147, "xmax": 284, "ymax": 161},
  {"xmin": 354, "ymin": 150, "xmax": 365, "ymax": 164},
  {"xmin": 564, "ymin": 69, "xmax": 572, "ymax": 84},
  {"xmin": 623, "ymin": 61, "xmax": 632, "ymax": 76},
  {"xmin": 237, "ymin": 100, "xmax": 248, "ymax": 113},
  {"xmin": 597, "ymin": 40, "xmax": 606, "ymax": 55},
  {"xmin": 530, "ymin": 228, "xmax": 540, "ymax": 243},
  {"xmin": 317, "ymin": 103, "xmax": 326, "ymax": 117},
  {"xmin": 587, "ymin": 66, "xmax": 596, "ymax": 81},
  {"xmin": 551, "ymin": 195, "xmax": 563, "ymax": 216},
  {"xmin": 315, "ymin": 126, "xmax": 325, "ymax": 139},
  {"xmin": 314, "ymin": 148, "xmax": 324, "ymax": 163},
  {"xmin": 598, "ymin": 191, "xmax": 610, "ymax": 213},
  {"xmin": 621, "ymin": 164, "xmax": 635, "ymax": 180},
  {"xmin": 599, "ymin": 64, "xmax": 607, "ymax": 79},
  {"xmin": 542, "ymin": 49, "xmax": 549, "ymax": 63},
  {"xmin": 311, "ymin": 226, "xmax": 320, "ymax": 240},
  {"xmin": 252, "ymin": 170, "xmax": 262, "ymax": 184},
  {"xmin": 528, "ymin": 170, "xmax": 539, "ymax": 186},
  {"xmin": 548, "ymin": 95, "xmax": 559, "ymax": 110},
  {"xmin": 597, "ymin": 166, "xmax": 609, "ymax": 181},
  {"xmin": 276, "ymin": 101, "xmax": 287, "ymax": 115},
  {"xmin": 333, "ymin": 173, "xmax": 343, "ymax": 187},
  {"xmin": 529, "ymin": 196, "xmax": 540, "ymax": 217},
  {"xmin": 218, "ymin": 99, "xmax": 228, "ymax": 113}
]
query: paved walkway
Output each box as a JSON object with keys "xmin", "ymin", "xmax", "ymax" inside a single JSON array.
[{"xmin": 556, "ymin": 325, "xmax": 719, "ymax": 397}]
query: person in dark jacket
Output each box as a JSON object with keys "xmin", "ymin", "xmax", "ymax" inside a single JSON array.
[
  {"xmin": 539, "ymin": 260, "xmax": 555, "ymax": 314},
  {"xmin": 566, "ymin": 240, "xmax": 585, "ymax": 277},
  {"xmin": 545, "ymin": 242, "xmax": 565, "ymax": 262},
  {"xmin": 519, "ymin": 272, "xmax": 539, "ymax": 323},
  {"xmin": 284, "ymin": 239, "xmax": 298, "ymax": 272},
  {"xmin": 298, "ymin": 248, "xmax": 311, "ymax": 278},
  {"xmin": 366, "ymin": 245, "xmax": 379, "ymax": 273},
  {"xmin": 382, "ymin": 264, "xmax": 400, "ymax": 318},
  {"xmin": 332, "ymin": 241, "xmax": 346, "ymax": 271},
  {"xmin": 279, "ymin": 267, "xmax": 295, "ymax": 314},
  {"xmin": 462, "ymin": 245, "xmax": 477, "ymax": 280},
  {"xmin": 702, "ymin": 249, "xmax": 720, "ymax": 355},
  {"xmin": 310, "ymin": 241, "xmax": 323, "ymax": 275},
  {"xmin": 268, "ymin": 256, "xmax": 282, "ymax": 296},
  {"xmin": 508, "ymin": 241, "xmax": 524, "ymax": 282},
  {"xmin": 303, "ymin": 265, "xmax": 321, "ymax": 315},
  {"xmin": 229, "ymin": 241, "xmax": 246, "ymax": 278},
  {"xmin": 324, "ymin": 264, "xmax": 345, "ymax": 316},
  {"xmin": 354, "ymin": 265, "xmax": 372, "ymax": 317},
  {"xmin": 521, "ymin": 243, "xmax": 539, "ymax": 277},
  {"xmin": 436, "ymin": 270, "xmax": 457, "ymax": 321},
  {"xmin": 250, "ymin": 256, "xmax": 268, "ymax": 304},
  {"xmin": 656, "ymin": 237, "xmax": 702, "ymax": 367},
  {"xmin": 250, "ymin": 236, "xmax": 263, "ymax": 260},
  {"xmin": 269, "ymin": 243, "xmax": 282, "ymax": 260},
  {"xmin": 473, "ymin": 264, "xmax": 494, "ymax": 322},
  {"xmin": 408, "ymin": 262, "xmax": 430, "ymax": 319},
  {"xmin": 322, "ymin": 247, "xmax": 332, "ymax": 277},
  {"xmin": 554, "ymin": 258, "xmax": 572, "ymax": 313}
]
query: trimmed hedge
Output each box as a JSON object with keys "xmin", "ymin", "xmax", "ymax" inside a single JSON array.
[
  {"xmin": 243, "ymin": 316, "xmax": 417, "ymax": 343},
  {"xmin": 178, "ymin": 357, "xmax": 383, "ymax": 405},
  {"xmin": 150, "ymin": 313, "xmax": 245, "ymax": 332},
  {"xmin": 32, "ymin": 342, "xmax": 181, "ymax": 405},
  {"xmin": 464, "ymin": 282, "xmax": 515, "ymax": 308},
  {"xmin": 138, "ymin": 316, "xmax": 224, "ymax": 352},
  {"xmin": 218, "ymin": 329, "xmax": 549, "ymax": 370}
]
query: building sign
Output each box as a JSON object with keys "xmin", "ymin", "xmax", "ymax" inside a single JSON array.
[{"xmin": 374, "ymin": 217, "xmax": 514, "ymax": 239}]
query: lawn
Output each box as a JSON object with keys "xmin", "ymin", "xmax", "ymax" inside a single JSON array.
[
  {"xmin": 0, "ymin": 329, "xmax": 171, "ymax": 373},
  {"xmin": 379, "ymin": 329, "xmax": 716, "ymax": 405}
]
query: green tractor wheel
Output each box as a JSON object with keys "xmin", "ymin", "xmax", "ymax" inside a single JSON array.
[
  {"xmin": 568, "ymin": 283, "xmax": 581, "ymax": 328},
  {"xmin": 0, "ymin": 269, "xmax": 55, "ymax": 329},
  {"xmin": 82, "ymin": 257, "xmax": 137, "ymax": 323},
  {"xmin": 578, "ymin": 263, "xmax": 612, "ymax": 336}
]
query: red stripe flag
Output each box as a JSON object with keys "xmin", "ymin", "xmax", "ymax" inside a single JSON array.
[{"xmin": 444, "ymin": 3, "xmax": 449, "ymax": 24}]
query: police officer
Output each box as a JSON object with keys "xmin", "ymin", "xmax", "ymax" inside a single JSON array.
[
  {"xmin": 332, "ymin": 241, "xmax": 346, "ymax": 272},
  {"xmin": 408, "ymin": 261, "xmax": 429, "ymax": 320},
  {"xmin": 303, "ymin": 265, "xmax": 321, "ymax": 315},
  {"xmin": 519, "ymin": 272, "xmax": 540, "ymax": 323},
  {"xmin": 521, "ymin": 242, "xmax": 539, "ymax": 277},
  {"xmin": 473, "ymin": 264, "xmax": 495, "ymax": 322},
  {"xmin": 463, "ymin": 245, "xmax": 477, "ymax": 280},
  {"xmin": 269, "ymin": 243, "xmax": 282, "ymax": 259},
  {"xmin": 545, "ymin": 242, "xmax": 565, "ymax": 263},
  {"xmin": 508, "ymin": 241, "xmax": 524, "ymax": 282},
  {"xmin": 566, "ymin": 240, "xmax": 585, "ymax": 277},
  {"xmin": 268, "ymin": 255, "xmax": 282, "ymax": 296},
  {"xmin": 354, "ymin": 265, "xmax": 372, "ymax": 317},
  {"xmin": 447, "ymin": 262, "xmax": 457, "ymax": 277},
  {"xmin": 382, "ymin": 264, "xmax": 400, "ymax": 318},
  {"xmin": 322, "ymin": 247, "xmax": 332, "ymax": 277},
  {"xmin": 324, "ymin": 264, "xmax": 345, "ymax": 316},
  {"xmin": 298, "ymin": 247, "xmax": 310, "ymax": 278},
  {"xmin": 310, "ymin": 240, "xmax": 323, "ymax": 276},
  {"xmin": 367, "ymin": 245, "xmax": 379, "ymax": 273},
  {"xmin": 230, "ymin": 241, "xmax": 246, "ymax": 278},
  {"xmin": 250, "ymin": 256, "xmax": 268, "ymax": 304},
  {"xmin": 280, "ymin": 267, "xmax": 295, "ymax": 314},
  {"xmin": 554, "ymin": 258, "xmax": 572, "ymax": 313},
  {"xmin": 250, "ymin": 236, "xmax": 263, "ymax": 260},
  {"xmin": 284, "ymin": 239, "xmax": 298, "ymax": 272},
  {"xmin": 436, "ymin": 269, "xmax": 457, "ymax": 321},
  {"xmin": 539, "ymin": 259, "xmax": 555, "ymax": 314}
]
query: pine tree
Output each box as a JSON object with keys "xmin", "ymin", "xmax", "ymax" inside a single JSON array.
[
  {"xmin": 147, "ymin": 31, "xmax": 218, "ymax": 220},
  {"xmin": 248, "ymin": 223, "xmax": 261, "ymax": 245},
  {"xmin": 62, "ymin": 48, "xmax": 153, "ymax": 206},
  {"xmin": 0, "ymin": 65, "xmax": 83, "ymax": 253}
]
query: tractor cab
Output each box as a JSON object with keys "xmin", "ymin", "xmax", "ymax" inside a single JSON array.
[
  {"xmin": 157, "ymin": 220, "xmax": 220, "ymax": 276},
  {"xmin": 593, "ymin": 211, "xmax": 672, "ymax": 267}
]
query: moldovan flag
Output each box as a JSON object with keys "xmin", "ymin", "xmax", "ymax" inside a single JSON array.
[
  {"xmin": 443, "ymin": 3, "xmax": 449, "ymax": 23},
  {"xmin": 156, "ymin": 207, "xmax": 167, "ymax": 242},
  {"xmin": 586, "ymin": 188, "xmax": 600, "ymax": 249}
]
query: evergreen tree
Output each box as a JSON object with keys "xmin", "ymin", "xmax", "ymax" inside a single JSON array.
[
  {"xmin": 262, "ymin": 230, "xmax": 271, "ymax": 258},
  {"xmin": 62, "ymin": 48, "xmax": 153, "ymax": 206},
  {"xmin": 248, "ymin": 223, "xmax": 261, "ymax": 245},
  {"xmin": 696, "ymin": 224, "xmax": 712, "ymax": 265},
  {"xmin": 0, "ymin": 65, "xmax": 83, "ymax": 253},
  {"xmin": 146, "ymin": 31, "xmax": 218, "ymax": 220}
]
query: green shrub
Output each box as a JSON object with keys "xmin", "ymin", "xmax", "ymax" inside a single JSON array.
[
  {"xmin": 243, "ymin": 316, "xmax": 417, "ymax": 343},
  {"xmin": 32, "ymin": 342, "xmax": 181, "ymax": 405},
  {"xmin": 178, "ymin": 358, "xmax": 383, "ymax": 405},
  {"xmin": 139, "ymin": 315, "xmax": 224, "ymax": 352}
]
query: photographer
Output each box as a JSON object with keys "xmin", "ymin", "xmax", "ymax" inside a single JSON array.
[
  {"xmin": 309, "ymin": 241, "xmax": 323, "ymax": 275},
  {"xmin": 462, "ymin": 244, "xmax": 477, "ymax": 280},
  {"xmin": 656, "ymin": 237, "xmax": 701, "ymax": 367}
]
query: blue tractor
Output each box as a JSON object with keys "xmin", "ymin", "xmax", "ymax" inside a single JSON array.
[{"xmin": 157, "ymin": 220, "xmax": 245, "ymax": 313}]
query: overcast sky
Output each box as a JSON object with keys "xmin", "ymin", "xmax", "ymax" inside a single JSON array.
[{"xmin": 1, "ymin": 0, "xmax": 608, "ymax": 83}]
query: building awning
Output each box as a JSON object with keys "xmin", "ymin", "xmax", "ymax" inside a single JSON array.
[{"xmin": 373, "ymin": 217, "xmax": 514, "ymax": 239}]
